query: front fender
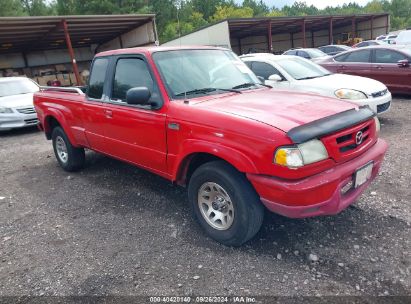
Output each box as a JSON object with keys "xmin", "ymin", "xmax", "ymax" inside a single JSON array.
[{"xmin": 172, "ymin": 139, "xmax": 258, "ymax": 181}]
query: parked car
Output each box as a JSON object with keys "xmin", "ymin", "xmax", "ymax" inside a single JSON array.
[
  {"xmin": 0, "ymin": 77, "xmax": 39, "ymax": 131},
  {"xmin": 318, "ymin": 45, "xmax": 411, "ymax": 94},
  {"xmin": 395, "ymin": 29, "xmax": 411, "ymax": 45},
  {"xmin": 318, "ymin": 45, "xmax": 352, "ymax": 56},
  {"xmin": 282, "ymin": 48, "xmax": 331, "ymax": 62},
  {"xmin": 34, "ymin": 46, "xmax": 387, "ymax": 246},
  {"xmin": 376, "ymin": 34, "xmax": 397, "ymax": 43},
  {"xmin": 241, "ymin": 53, "xmax": 391, "ymax": 114},
  {"xmin": 352, "ymin": 40, "xmax": 385, "ymax": 48}
]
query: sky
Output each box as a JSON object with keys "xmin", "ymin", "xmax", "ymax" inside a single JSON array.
[{"xmin": 259, "ymin": 0, "xmax": 371, "ymax": 9}]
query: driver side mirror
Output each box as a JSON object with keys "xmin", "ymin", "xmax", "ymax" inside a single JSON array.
[
  {"xmin": 268, "ymin": 74, "xmax": 282, "ymax": 82},
  {"xmin": 397, "ymin": 59, "xmax": 410, "ymax": 68},
  {"xmin": 126, "ymin": 87, "xmax": 151, "ymax": 105}
]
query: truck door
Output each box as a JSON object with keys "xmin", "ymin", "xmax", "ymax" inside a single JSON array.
[
  {"xmin": 103, "ymin": 56, "xmax": 167, "ymax": 173},
  {"xmin": 82, "ymin": 57, "xmax": 110, "ymax": 152}
]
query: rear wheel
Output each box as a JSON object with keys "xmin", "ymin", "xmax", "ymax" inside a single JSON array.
[
  {"xmin": 51, "ymin": 126, "xmax": 85, "ymax": 172},
  {"xmin": 188, "ymin": 161, "xmax": 264, "ymax": 246}
]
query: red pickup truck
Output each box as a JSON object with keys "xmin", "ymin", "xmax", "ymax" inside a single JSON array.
[{"xmin": 34, "ymin": 46, "xmax": 388, "ymax": 246}]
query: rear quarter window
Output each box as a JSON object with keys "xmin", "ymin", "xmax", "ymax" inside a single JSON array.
[{"xmin": 88, "ymin": 58, "xmax": 109, "ymax": 99}]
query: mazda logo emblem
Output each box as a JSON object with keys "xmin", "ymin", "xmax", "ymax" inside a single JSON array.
[{"xmin": 355, "ymin": 131, "xmax": 363, "ymax": 145}]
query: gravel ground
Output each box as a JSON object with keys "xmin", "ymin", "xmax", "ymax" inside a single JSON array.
[{"xmin": 0, "ymin": 97, "xmax": 410, "ymax": 300}]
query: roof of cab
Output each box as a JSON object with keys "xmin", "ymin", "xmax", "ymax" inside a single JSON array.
[{"xmin": 96, "ymin": 45, "xmax": 228, "ymax": 57}]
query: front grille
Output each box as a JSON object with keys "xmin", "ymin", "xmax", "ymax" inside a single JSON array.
[
  {"xmin": 377, "ymin": 101, "xmax": 391, "ymax": 113},
  {"xmin": 338, "ymin": 126, "xmax": 369, "ymax": 153},
  {"xmin": 321, "ymin": 120, "xmax": 376, "ymax": 163},
  {"xmin": 17, "ymin": 107, "xmax": 36, "ymax": 114},
  {"xmin": 371, "ymin": 89, "xmax": 388, "ymax": 98},
  {"xmin": 24, "ymin": 118, "xmax": 38, "ymax": 125}
]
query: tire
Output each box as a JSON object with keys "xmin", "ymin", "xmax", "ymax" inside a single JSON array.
[
  {"xmin": 188, "ymin": 161, "xmax": 264, "ymax": 246},
  {"xmin": 51, "ymin": 126, "xmax": 85, "ymax": 172}
]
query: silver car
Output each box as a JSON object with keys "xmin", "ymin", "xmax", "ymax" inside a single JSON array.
[{"xmin": 0, "ymin": 77, "xmax": 39, "ymax": 131}]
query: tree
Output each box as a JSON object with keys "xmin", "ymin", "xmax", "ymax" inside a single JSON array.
[
  {"xmin": 210, "ymin": 5, "xmax": 254, "ymax": 22},
  {"xmin": 20, "ymin": 0, "xmax": 54, "ymax": 16},
  {"xmin": 282, "ymin": 1, "xmax": 319, "ymax": 16},
  {"xmin": 242, "ymin": 0, "xmax": 269, "ymax": 16},
  {"xmin": 54, "ymin": 0, "xmax": 77, "ymax": 15},
  {"xmin": 189, "ymin": 11, "xmax": 208, "ymax": 28},
  {"xmin": 266, "ymin": 9, "xmax": 285, "ymax": 17},
  {"xmin": 0, "ymin": 0, "xmax": 26, "ymax": 16},
  {"xmin": 364, "ymin": 0, "xmax": 384, "ymax": 13},
  {"xmin": 191, "ymin": 0, "xmax": 226, "ymax": 20}
]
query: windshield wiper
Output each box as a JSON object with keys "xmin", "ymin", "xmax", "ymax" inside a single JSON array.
[
  {"xmin": 232, "ymin": 82, "xmax": 259, "ymax": 89},
  {"xmin": 296, "ymin": 76, "xmax": 321, "ymax": 80},
  {"xmin": 175, "ymin": 87, "xmax": 241, "ymax": 97},
  {"xmin": 297, "ymin": 74, "xmax": 331, "ymax": 80}
]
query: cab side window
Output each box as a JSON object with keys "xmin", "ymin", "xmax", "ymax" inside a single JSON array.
[
  {"xmin": 111, "ymin": 58, "xmax": 161, "ymax": 104},
  {"xmin": 88, "ymin": 58, "xmax": 109, "ymax": 99}
]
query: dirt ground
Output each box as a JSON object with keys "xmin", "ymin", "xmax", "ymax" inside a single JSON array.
[{"xmin": 0, "ymin": 97, "xmax": 410, "ymax": 300}]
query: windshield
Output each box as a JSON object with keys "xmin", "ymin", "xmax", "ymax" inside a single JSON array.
[
  {"xmin": 0, "ymin": 78, "xmax": 39, "ymax": 97},
  {"xmin": 275, "ymin": 57, "xmax": 331, "ymax": 80},
  {"xmin": 306, "ymin": 49, "xmax": 328, "ymax": 58},
  {"xmin": 152, "ymin": 49, "xmax": 261, "ymax": 99}
]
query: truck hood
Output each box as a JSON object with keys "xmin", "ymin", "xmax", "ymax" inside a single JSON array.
[
  {"xmin": 0, "ymin": 93, "xmax": 34, "ymax": 108},
  {"xmin": 297, "ymin": 74, "xmax": 387, "ymax": 96},
  {"xmin": 194, "ymin": 89, "xmax": 357, "ymax": 132}
]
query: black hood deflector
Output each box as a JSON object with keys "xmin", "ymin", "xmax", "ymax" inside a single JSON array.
[{"xmin": 287, "ymin": 106, "xmax": 375, "ymax": 144}]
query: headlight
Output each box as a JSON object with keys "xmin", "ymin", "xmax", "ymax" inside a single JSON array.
[
  {"xmin": 374, "ymin": 116, "xmax": 380, "ymax": 133},
  {"xmin": 0, "ymin": 107, "xmax": 13, "ymax": 114},
  {"xmin": 335, "ymin": 89, "xmax": 367, "ymax": 100},
  {"xmin": 274, "ymin": 139, "xmax": 328, "ymax": 168}
]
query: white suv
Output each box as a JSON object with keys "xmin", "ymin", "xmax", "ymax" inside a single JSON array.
[{"xmin": 396, "ymin": 30, "xmax": 411, "ymax": 45}]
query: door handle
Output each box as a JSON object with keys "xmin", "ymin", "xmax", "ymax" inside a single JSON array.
[{"xmin": 104, "ymin": 109, "xmax": 113, "ymax": 118}]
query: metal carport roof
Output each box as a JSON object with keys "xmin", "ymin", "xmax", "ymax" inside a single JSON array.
[
  {"xmin": 0, "ymin": 14, "xmax": 156, "ymax": 55},
  {"xmin": 226, "ymin": 13, "xmax": 389, "ymax": 38}
]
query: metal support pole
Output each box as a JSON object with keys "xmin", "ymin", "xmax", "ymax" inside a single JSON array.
[
  {"xmin": 370, "ymin": 16, "xmax": 374, "ymax": 40},
  {"xmin": 267, "ymin": 21, "xmax": 272, "ymax": 52},
  {"xmin": 311, "ymin": 31, "xmax": 314, "ymax": 47},
  {"xmin": 291, "ymin": 32, "xmax": 294, "ymax": 48},
  {"xmin": 62, "ymin": 19, "xmax": 82, "ymax": 86},
  {"xmin": 386, "ymin": 14, "xmax": 390, "ymax": 34},
  {"xmin": 302, "ymin": 19, "xmax": 306, "ymax": 48},
  {"xmin": 238, "ymin": 38, "xmax": 242, "ymax": 55},
  {"xmin": 329, "ymin": 17, "xmax": 333, "ymax": 44},
  {"xmin": 22, "ymin": 52, "xmax": 28, "ymax": 68},
  {"xmin": 351, "ymin": 17, "xmax": 356, "ymax": 37}
]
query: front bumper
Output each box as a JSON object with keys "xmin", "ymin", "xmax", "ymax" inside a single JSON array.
[
  {"xmin": 356, "ymin": 92, "xmax": 392, "ymax": 114},
  {"xmin": 0, "ymin": 113, "xmax": 38, "ymax": 131},
  {"xmin": 247, "ymin": 139, "xmax": 388, "ymax": 218}
]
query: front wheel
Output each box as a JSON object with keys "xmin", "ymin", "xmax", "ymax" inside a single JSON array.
[
  {"xmin": 188, "ymin": 161, "xmax": 264, "ymax": 246},
  {"xmin": 52, "ymin": 126, "xmax": 85, "ymax": 172}
]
